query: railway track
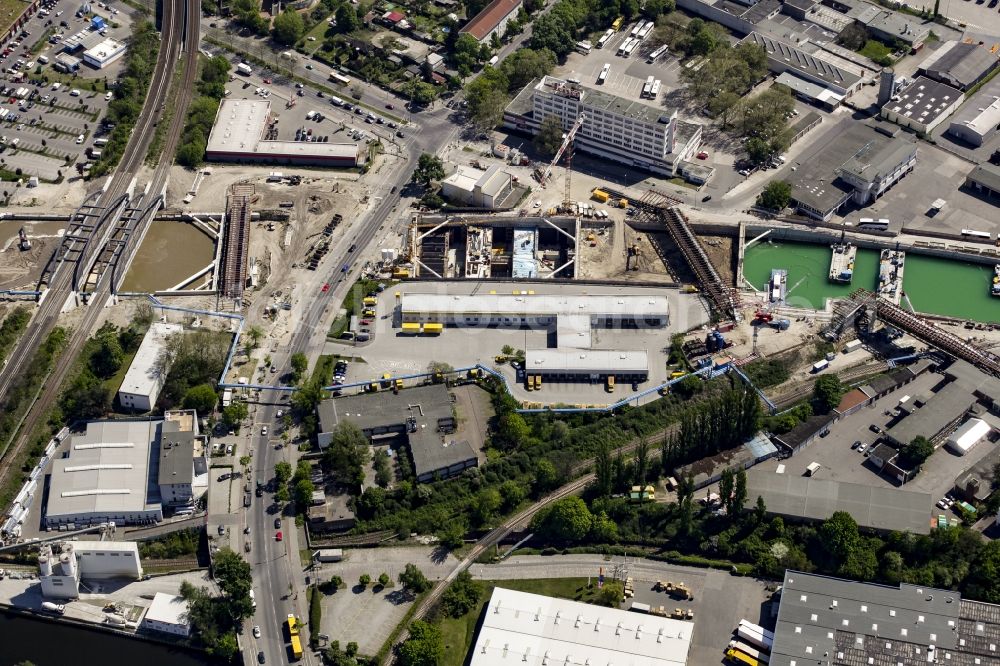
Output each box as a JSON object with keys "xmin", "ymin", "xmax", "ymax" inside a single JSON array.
[{"xmin": 0, "ymin": 0, "xmax": 199, "ymax": 513}]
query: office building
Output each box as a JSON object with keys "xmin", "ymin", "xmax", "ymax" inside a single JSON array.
[
  {"xmin": 441, "ymin": 164, "xmax": 514, "ymax": 208},
  {"xmin": 206, "ymin": 99, "xmax": 363, "ymax": 168},
  {"xmin": 504, "ymin": 76, "xmax": 702, "ymax": 177},
  {"xmin": 770, "ymin": 570, "xmax": 1000, "ymax": 666},
  {"xmin": 117, "ymin": 322, "xmax": 182, "ymax": 412},
  {"xmin": 881, "ymin": 76, "xmax": 963, "ymax": 134},
  {"xmin": 81, "ymin": 37, "xmax": 125, "ymax": 69},
  {"xmin": 948, "ymin": 76, "xmax": 1000, "ymax": 147},
  {"xmin": 470, "ymin": 587, "xmax": 694, "ymax": 666},
  {"xmin": 459, "ymin": 0, "xmax": 522, "ymax": 43},
  {"xmin": 141, "ymin": 593, "xmax": 191, "ymax": 636},
  {"xmin": 317, "ymin": 384, "xmax": 477, "ymax": 482}
]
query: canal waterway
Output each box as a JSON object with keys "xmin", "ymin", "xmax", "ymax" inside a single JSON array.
[
  {"xmin": 0, "ymin": 608, "xmax": 218, "ymax": 666},
  {"xmin": 743, "ymin": 240, "xmax": 1000, "ymax": 322},
  {"xmin": 120, "ymin": 221, "xmax": 215, "ymax": 293}
]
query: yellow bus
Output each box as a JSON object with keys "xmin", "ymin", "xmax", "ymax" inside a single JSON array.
[
  {"xmin": 611, "ymin": 16, "xmax": 623, "ymax": 30},
  {"xmin": 423, "ymin": 322, "xmax": 443, "ymax": 335},
  {"xmin": 287, "ymin": 614, "xmax": 299, "ymax": 636},
  {"xmin": 401, "ymin": 322, "xmax": 421, "ymax": 334},
  {"xmin": 291, "ymin": 634, "xmax": 303, "ymax": 660}
]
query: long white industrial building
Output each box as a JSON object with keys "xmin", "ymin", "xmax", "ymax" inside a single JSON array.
[
  {"xmin": 470, "ymin": 587, "xmax": 694, "ymax": 666},
  {"xmin": 117, "ymin": 322, "xmax": 182, "ymax": 412}
]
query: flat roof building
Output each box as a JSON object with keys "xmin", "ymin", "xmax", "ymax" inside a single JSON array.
[
  {"xmin": 206, "ymin": 99, "xmax": 363, "ymax": 168},
  {"xmin": 948, "ymin": 76, "xmax": 1000, "ymax": 147},
  {"xmin": 788, "ymin": 121, "xmax": 917, "ymax": 221},
  {"xmin": 141, "ymin": 592, "xmax": 191, "ymax": 636},
  {"xmin": 745, "ymin": 468, "xmax": 932, "ymax": 533},
  {"xmin": 158, "ymin": 410, "xmax": 207, "ymax": 507},
  {"xmin": 884, "ymin": 380, "xmax": 975, "ymax": 447},
  {"xmin": 118, "ymin": 322, "xmax": 182, "ymax": 413},
  {"xmin": 399, "ymin": 291, "xmax": 669, "ymax": 350},
  {"xmin": 771, "ymin": 570, "xmax": 1000, "ymax": 666},
  {"xmin": 919, "ymin": 40, "xmax": 1000, "ymax": 91},
  {"xmin": 525, "ymin": 349, "xmax": 649, "ymax": 381},
  {"xmin": 39, "ymin": 540, "xmax": 143, "ymax": 598},
  {"xmin": 317, "ymin": 384, "xmax": 477, "ymax": 482},
  {"xmin": 81, "ymin": 37, "xmax": 125, "ymax": 69},
  {"xmin": 860, "ymin": 9, "xmax": 930, "ymax": 49},
  {"xmin": 740, "ymin": 32, "xmax": 863, "ymax": 100},
  {"xmin": 459, "ymin": 0, "xmax": 522, "ymax": 43},
  {"xmin": 881, "ymin": 76, "xmax": 963, "ymax": 134},
  {"xmin": 441, "ymin": 164, "xmax": 514, "ymax": 208},
  {"xmin": 470, "ymin": 587, "xmax": 693, "ymax": 666},
  {"xmin": 504, "ymin": 76, "xmax": 703, "ymax": 177},
  {"xmin": 45, "ymin": 420, "xmax": 164, "ymax": 529},
  {"xmin": 965, "ymin": 161, "xmax": 1000, "ymax": 201}
]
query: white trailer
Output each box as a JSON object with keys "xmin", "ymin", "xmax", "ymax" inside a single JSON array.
[
  {"xmin": 313, "ymin": 548, "xmax": 345, "ymax": 562},
  {"xmin": 236, "ymin": 62, "xmax": 252, "ymax": 76}
]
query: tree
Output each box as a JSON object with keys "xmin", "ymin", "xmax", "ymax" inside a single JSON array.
[
  {"xmin": 900, "ymin": 436, "xmax": 935, "ymax": 468},
  {"xmin": 733, "ymin": 467, "xmax": 748, "ymax": 517},
  {"xmin": 498, "ymin": 480, "xmax": 526, "ymax": 512},
  {"xmin": 754, "ymin": 495, "xmax": 767, "ymax": 524},
  {"xmin": 533, "ymin": 458, "xmax": 558, "ymax": 494},
  {"xmin": 837, "ymin": 23, "xmax": 868, "ymax": 51},
  {"xmin": 534, "ymin": 115, "xmax": 564, "ymax": 156},
  {"xmin": 745, "ymin": 137, "xmax": 773, "ymax": 166},
  {"xmin": 757, "ymin": 180, "xmax": 791, "ymax": 211},
  {"xmin": 813, "ymin": 374, "xmax": 845, "ymax": 413},
  {"xmin": 92, "ymin": 327, "xmax": 125, "ymax": 377},
  {"xmin": 399, "ymin": 563, "xmax": 431, "ymax": 593},
  {"xmin": 472, "ymin": 488, "xmax": 502, "ymax": 525},
  {"xmin": 182, "ymin": 383, "xmax": 218, "ymax": 414},
  {"xmin": 335, "ymin": 4, "xmax": 360, "ymax": 32},
  {"xmin": 498, "ymin": 48, "xmax": 555, "ymax": 91},
  {"xmin": 245, "ymin": 325, "xmax": 264, "ymax": 351},
  {"xmin": 374, "ymin": 449, "xmax": 393, "ymax": 488},
  {"xmin": 275, "ymin": 460, "xmax": 293, "ymax": 485},
  {"xmin": 294, "ymin": 477, "xmax": 315, "ymax": 508},
  {"xmin": 493, "ymin": 412, "xmax": 529, "ymax": 450},
  {"xmin": 642, "ymin": 0, "xmax": 675, "ymax": 19},
  {"xmin": 378, "ymin": 572, "xmax": 391, "ymax": 588},
  {"xmin": 213, "ymin": 548, "xmax": 255, "ymax": 620},
  {"xmin": 222, "ymin": 402, "xmax": 248, "ymax": 430},
  {"xmin": 453, "ymin": 33, "xmax": 483, "ymax": 73},
  {"xmin": 357, "ymin": 486, "xmax": 386, "ymax": 518},
  {"xmin": 589, "ymin": 511, "xmax": 619, "ymax": 543},
  {"xmin": 321, "ymin": 422, "xmax": 370, "ymax": 489},
  {"xmin": 272, "ymin": 9, "xmax": 304, "ymax": 45},
  {"xmin": 398, "ymin": 621, "xmax": 444, "ymax": 666},
  {"xmin": 412, "ymin": 153, "xmax": 445, "ymax": 185},
  {"xmin": 359, "ymin": 573, "xmax": 371, "ymax": 587},
  {"xmin": 595, "ymin": 580, "xmax": 623, "ymax": 607},
  {"xmin": 965, "ymin": 540, "xmax": 1000, "ymax": 603},
  {"xmin": 441, "ymin": 570, "xmax": 483, "ymax": 617},
  {"xmin": 532, "ymin": 496, "xmax": 592, "ymax": 544},
  {"xmin": 290, "ymin": 352, "xmax": 309, "ymax": 381},
  {"xmin": 408, "ymin": 80, "xmax": 437, "ymax": 106}
]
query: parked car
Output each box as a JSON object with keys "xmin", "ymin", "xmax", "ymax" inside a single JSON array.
[
  {"xmin": 275, "ymin": 531, "xmax": 282, "ymax": 541},
  {"xmin": 274, "ymin": 518, "xmax": 281, "ymax": 529}
]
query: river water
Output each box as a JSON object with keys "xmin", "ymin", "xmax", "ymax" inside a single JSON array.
[
  {"xmin": 120, "ymin": 221, "xmax": 216, "ymax": 293},
  {"xmin": 0, "ymin": 609, "xmax": 219, "ymax": 666},
  {"xmin": 744, "ymin": 240, "xmax": 1000, "ymax": 322}
]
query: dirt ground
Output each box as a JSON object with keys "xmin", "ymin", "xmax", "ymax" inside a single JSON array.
[
  {"xmin": 577, "ymin": 219, "xmax": 680, "ymax": 282},
  {"xmin": 699, "ymin": 234, "xmax": 734, "ymax": 286}
]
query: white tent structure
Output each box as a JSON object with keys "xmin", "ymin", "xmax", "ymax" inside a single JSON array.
[{"xmin": 947, "ymin": 418, "xmax": 991, "ymax": 456}]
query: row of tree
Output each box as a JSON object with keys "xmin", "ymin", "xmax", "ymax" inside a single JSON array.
[
  {"xmin": 176, "ymin": 56, "xmax": 231, "ymax": 167},
  {"xmin": 180, "ymin": 548, "xmax": 254, "ymax": 660}
]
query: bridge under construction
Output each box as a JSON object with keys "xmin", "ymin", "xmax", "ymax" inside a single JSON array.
[
  {"xmin": 826, "ymin": 289, "xmax": 1000, "ymax": 377},
  {"xmin": 218, "ymin": 183, "xmax": 253, "ymax": 300}
]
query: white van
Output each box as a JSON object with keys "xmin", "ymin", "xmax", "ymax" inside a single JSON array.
[
  {"xmin": 37, "ymin": 55, "xmax": 48, "ymax": 64},
  {"xmin": 305, "ymin": 110, "xmax": 316, "ymax": 120},
  {"xmin": 330, "ymin": 96, "xmax": 343, "ymax": 106},
  {"xmin": 805, "ymin": 462, "xmax": 822, "ymax": 476},
  {"xmin": 51, "ymin": 82, "xmax": 61, "ymax": 91},
  {"xmin": 69, "ymin": 89, "xmax": 80, "ymax": 97},
  {"xmin": 75, "ymin": 134, "xmax": 84, "ymax": 144},
  {"xmin": 104, "ymin": 91, "xmax": 113, "ymax": 101}
]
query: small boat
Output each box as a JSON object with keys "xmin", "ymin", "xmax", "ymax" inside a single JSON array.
[
  {"xmin": 992, "ymin": 265, "xmax": 1000, "ymax": 297},
  {"xmin": 769, "ymin": 269, "xmax": 787, "ymax": 303}
]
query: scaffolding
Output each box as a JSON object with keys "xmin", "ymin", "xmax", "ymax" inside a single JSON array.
[
  {"xmin": 219, "ymin": 183, "xmax": 253, "ymax": 299},
  {"xmin": 660, "ymin": 205, "xmax": 740, "ymax": 320}
]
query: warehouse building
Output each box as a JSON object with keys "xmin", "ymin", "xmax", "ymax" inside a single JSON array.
[
  {"xmin": 399, "ymin": 291, "xmax": 669, "ymax": 344},
  {"xmin": 770, "ymin": 570, "xmax": 1000, "ymax": 666},
  {"xmin": 441, "ymin": 164, "xmax": 515, "ymax": 208},
  {"xmin": 117, "ymin": 322, "xmax": 182, "ymax": 412},
  {"xmin": 525, "ymin": 349, "xmax": 649, "ymax": 382},
  {"xmin": 39, "ymin": 540, "xmax": 143, "ymax": 598},
  {"xmin": 81, "ymin": 37, "xmax": 126, "ymax": 69},
  {"xmin": 45, "ymin": 420, "xmax": 165, "ymax": 529},
  {"xmin": 744, "ymin": 469, "xmax": 932, "ymax": 533},
  {"xmin": 157, "ymin": 410, "xmax": 208, "ymax": 507},
  {"xmin": 504, "ymin": 76, "xmax": 703, "ymax": 178},
  {"xmin": 739, "ymin": 32, "xmax": 863, "ymax": 106},
  {"xmin": 965, "ymin": 162, "xmax": 1000, "ymax": 200},
  {"xmin": 881, "ymin": 76, "xmax": 963, "ymax": 134},
  {"xmin": 458, "ymin": 0, "xmax": 522, "ymax": 44},
  {"xmin": 469, "ymin": 587, "xmax": 693, "ymax": 666},
  {"xmin": 788, "ymin": 122, "xmax": 917, "ymax": 221},
  {"xmin": 141, "ymin": 593, "xmax": 191, "ymax": 636},
  {"xmin": 948, "ymin": 77, "xmax": 1000, "ymax": 147},
  {"xmin": 946, "ymin": 417, "xmax": 991, "ymax": 456},
  {"xmin": 919, "ymin": 40, "xmax": 1000, "ymax": 91},
  {"xmin": 206, "ymin": 99, "xmax": 363, "ymax": 168},
  {"xmin": 316, "ymin": 384, "xmax": 477, "ymax": 483}
]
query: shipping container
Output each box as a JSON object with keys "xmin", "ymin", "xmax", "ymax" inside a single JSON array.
[
  {"xmin": 592, "ymin": 189, "xmax": 610, "ymax": 202},
  {"xmin": 844, "ymin": 340, "xmax": 863, "ymax": 353},
  {"xmin": 423, "ymin": 322, "xmax": 443, "ymax": 334},
  {"xmin": 729, "ymin": 640, "xmax": 770, "ymax": 663},
  {"xmin": 629, "ymin": 601, "xmax": 651, "ymax": 614}
]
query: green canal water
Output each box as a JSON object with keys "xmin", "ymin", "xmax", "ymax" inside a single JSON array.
[{"xmin": 743, "ymin": 240, "xmax": 1000, "ymax": 322}]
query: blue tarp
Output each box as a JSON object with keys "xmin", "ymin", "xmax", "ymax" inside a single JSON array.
[{"xmin": 91, "ymin": 16, "xmax": 105, "ymax": 30}]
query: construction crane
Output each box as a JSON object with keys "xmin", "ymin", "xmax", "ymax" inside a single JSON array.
[{"xmin": 538, "ymin": 114, "xmax": 585, "ymax": 212}]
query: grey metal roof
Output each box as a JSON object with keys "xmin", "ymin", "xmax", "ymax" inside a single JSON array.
[
  {"xmin": 967, "ymin": 162, "xmax": 1000, "ymax": 194},
  {"xmin": 741, "ymin": 32, "xmax": 862, "ymax": 89},
  {"xmin": 885, "ymin": 380, "xmax": 975, "ymax": 445},
  {"xmin": 946, "ymin": 358, "xmax": 1000, "ymax": 398},
  {"xmin": 157, "ymin": 420, "xmax": 194, "ymax": 487},
  {"xmin": 771, "ymin": 571, "xmax": 962, "ymax": 666},
  {"xmin": 923, "ymin": 41, "xmax": 999, "ymax": 90},
  {"xmin": 838, "ymin": 126, "xmax": 918, "ymax": 184},
  {"xmin": 745, "ymin": 469, "xmax": 932, "ymax": 533},
  {"xmin": 882, "ymin": 76, "xmax": 962, "ymax": 128},
  {"xmin": 862, "ymin": 9, "xmax": 930, "ymax": 44},
  {"xmin": 318, "ymin": 384, "xmax": 477, "ymax": 480}
]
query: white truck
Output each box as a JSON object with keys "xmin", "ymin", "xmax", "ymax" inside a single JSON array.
[
  {"xmin": 236, "ymin": 62, "xmax": 252, "ymax": 76},
  {"xmin": 805, "ymin": 461, "xmax": 822, "ymax": 477}
]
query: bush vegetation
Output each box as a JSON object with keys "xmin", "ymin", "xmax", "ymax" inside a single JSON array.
[
  {"xmin": 176, "ymin": 56, "xmax": 231, "ymax": 167},
  {"xmin": 90, "ymin": 22, "xmax": 160, "ymax": 178},
  {"xmin": 0, "ymin": 307, "xmax": 30, "ymax": 365},
  {"xmin": 0, "ymin": 327, "xmax": 67, "ymax": 451},
  {"xmin": 138, "ymin": 527, "xmax": 200, "ymax": 559}
]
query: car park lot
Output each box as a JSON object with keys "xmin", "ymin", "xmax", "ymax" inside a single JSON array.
[{"xmin": 753, "ymin": 369, "xmax": 1000, "ymax": 510}]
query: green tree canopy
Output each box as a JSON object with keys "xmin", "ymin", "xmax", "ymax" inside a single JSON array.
[
  {"xmin": 272, "ymin": 9, "xmax": 305, "ymax": 45},
  {"xmin": 413, "ymin": 153, "xmax": 446, "ymax": 185},
  {"xmin": 399, "ymin": 563, "xmax": 431, "ymax": 593},
  {"xmin": 534, "ymin": 115, "xmax": 564, "ymax": 157},
  {"xmin": 182, "ymin": 383, "xmax": 218, "ymax": 414},
  {"xmin": 900, "ymin": 436, "xmax": 935, "ymax": 468},
  {"xmin": 399, "ymin": 621, "xmax": 444, "ymax": 666},
  {"xmin": 757, "ymin": 180, "xmax": 792, "ymax": 211},
  {"xmin": 532, "ymin": 496, "xmax": 592, "ymax": 543},
  {"xmin": 813, "ymin": 374, "xmax": 845, "ymax": 413}
]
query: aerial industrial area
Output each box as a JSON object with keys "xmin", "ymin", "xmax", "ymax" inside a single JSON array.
[{"xmin": 3, "ymin": 0, "xmax": 1000, "ymax": 664}]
